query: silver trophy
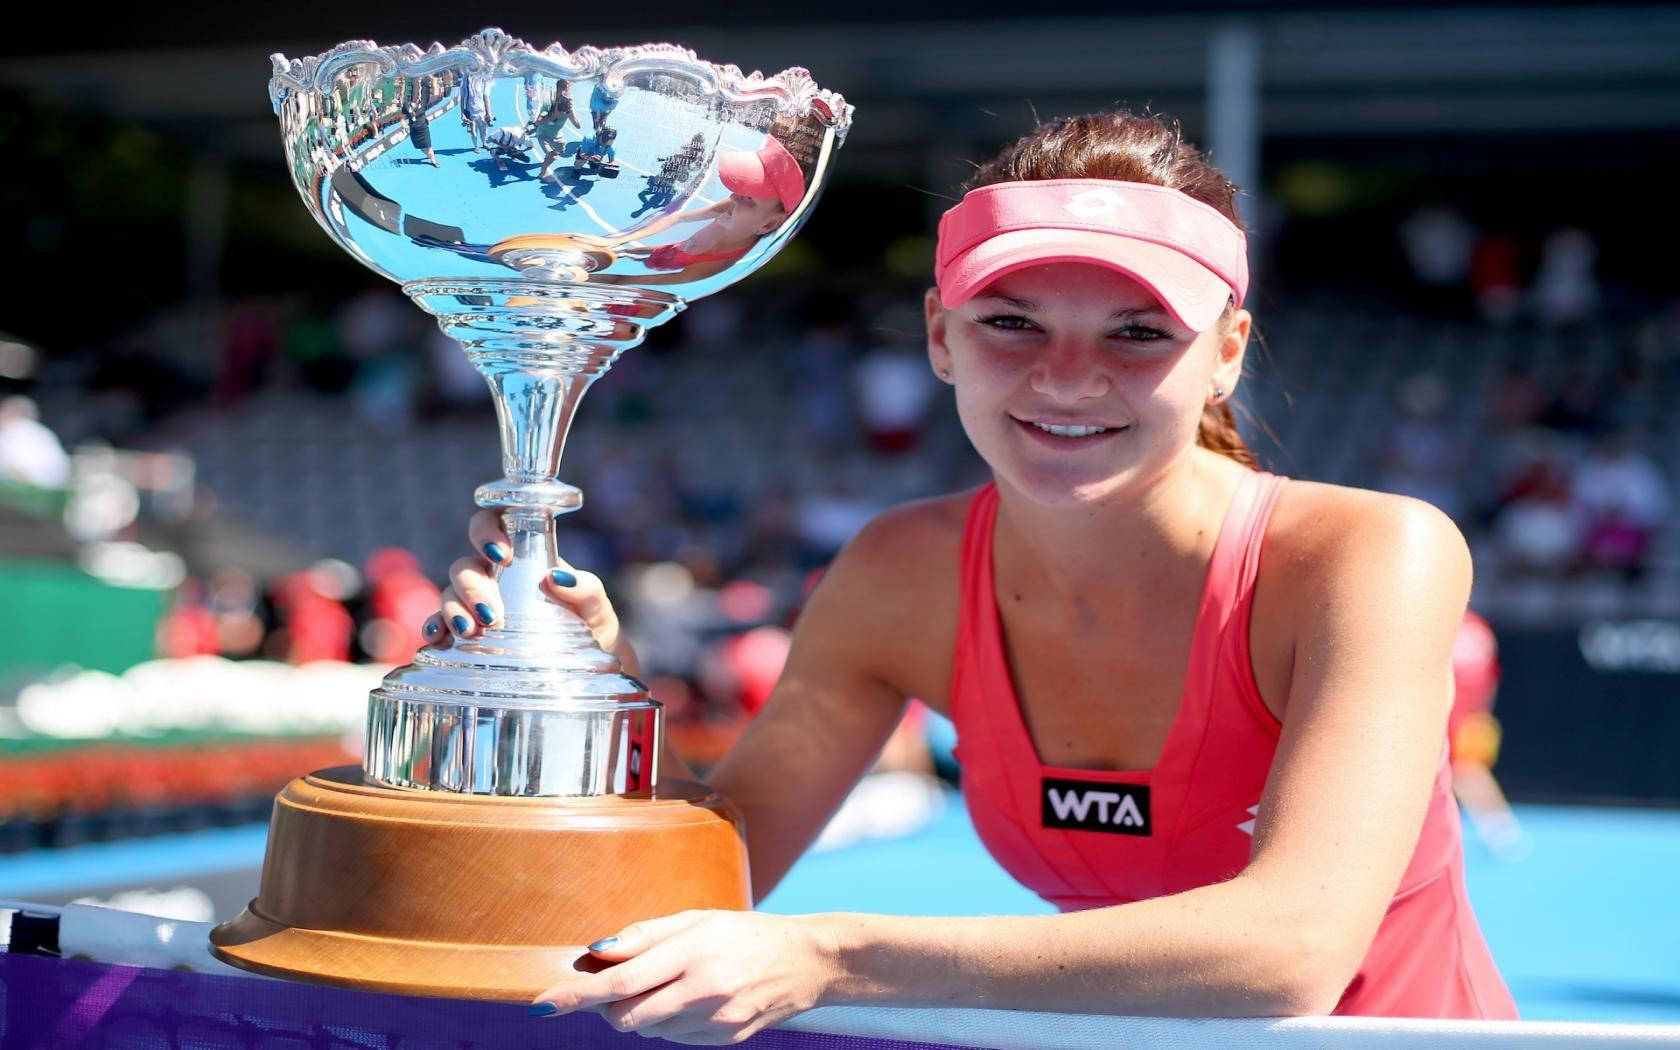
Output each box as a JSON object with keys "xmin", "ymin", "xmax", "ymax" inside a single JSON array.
[
  {"xmin": 210, "ymin": 31, "xmax": 847, "ymax": 996},
  {"xmin": 269, "ymin": 29, "xmax": 850, "ymax": 799}
]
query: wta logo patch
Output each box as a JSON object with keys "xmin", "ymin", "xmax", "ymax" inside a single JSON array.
[{"xmin": 1041, "ymin": 777, "xmax": 1151, "ymax": 836}]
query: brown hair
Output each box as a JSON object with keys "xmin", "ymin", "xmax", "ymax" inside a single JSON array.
[{"xmin": 964, "ymin": 111, "xmax": 1256, "ymax": 468}]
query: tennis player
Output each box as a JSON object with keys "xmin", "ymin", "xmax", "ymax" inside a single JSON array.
[{"xmin": 430, "ymin": 110, "xmax": 1518, "ymax": 1041}]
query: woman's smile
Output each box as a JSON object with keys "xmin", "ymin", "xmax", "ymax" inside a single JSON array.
[{"xmin": 1011, "ymin": 414, "xmax": 1130, "ymax": 448}]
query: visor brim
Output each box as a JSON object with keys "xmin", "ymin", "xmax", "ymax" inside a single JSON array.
[{"xmin": 939, "ymin": 228, "xmax": 1235, "ymax": 333}]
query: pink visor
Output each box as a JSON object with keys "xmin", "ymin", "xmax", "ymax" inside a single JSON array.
[
  {"xmin": 935, "ymin": 178, "xmax": 1249, "ymax": 332},
  {"xmin": 718, "ymin": 135, "xmax": 805, "ymax": 214}
]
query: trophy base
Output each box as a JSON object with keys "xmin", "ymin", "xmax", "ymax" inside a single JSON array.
[{"xmin": 210, "ymin": 766, "xmax": 750, "ymax": 1001}]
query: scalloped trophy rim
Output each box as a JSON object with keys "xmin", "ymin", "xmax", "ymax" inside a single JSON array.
[{"xmin": 268, "ymin": 26, "xmax": 853, "ymax": 140}]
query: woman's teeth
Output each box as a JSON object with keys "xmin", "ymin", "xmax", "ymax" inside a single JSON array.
[{"xmin": 1030, "ymin": 421, "xmax": 1111, "ymax": 438}]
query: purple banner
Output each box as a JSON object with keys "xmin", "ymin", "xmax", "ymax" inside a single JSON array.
[{"xmin": 1, "ymin": 954, "xmax": 975, "ymax": 1050}]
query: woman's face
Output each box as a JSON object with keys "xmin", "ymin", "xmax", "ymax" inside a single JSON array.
[
  {"xmin": 926, "ymin": 262, "xmax": 1248, "ymax": 508},
  {"xmin": 717, "ymin": 194, "xmax": 786, "ymax": 239}
]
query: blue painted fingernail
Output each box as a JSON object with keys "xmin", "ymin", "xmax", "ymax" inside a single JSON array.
[
  {"xmin": 587, "ymin": 935, "xmax": 619, "ymax": 953},
  {"xmin": 528, "ymin": 1002, "xmax": 559, "ymax": 1017},
  {"xmin": 475, "ymin": 602, "xmax": 496, "ymax": 626},
  {"xmin": 424, "ymin": 621, "xmax": 439, "ymax": 637},
  {"xmin": 451, "ymin": 614, "xmax": 472, "ymax": 635},
  {"xmin": 550, "ymin": 569, "xmax": 577, "ymax": 588},
  {"xmin": 483, "ymin": 542, "xmax": 505, "ymax": 563}
]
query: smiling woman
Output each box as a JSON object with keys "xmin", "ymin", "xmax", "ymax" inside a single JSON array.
[{"xmin": 433, "ymin": 109, "xmax": 1517, "ymax": 1043}]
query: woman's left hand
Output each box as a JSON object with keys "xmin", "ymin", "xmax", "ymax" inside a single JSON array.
[{"xmin": 531, "ymin": 910, "xmax": 840, "ymax": 1045}]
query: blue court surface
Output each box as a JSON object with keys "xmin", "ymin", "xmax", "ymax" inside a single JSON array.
[{"xmin": 3, "ymin": 798, "xmax": 1675, "ymax": 1024}]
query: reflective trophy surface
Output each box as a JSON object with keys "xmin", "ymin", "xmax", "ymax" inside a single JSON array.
[{"xmin": 210, "ymin": 28, "xmax": 850, "ymax": 999}]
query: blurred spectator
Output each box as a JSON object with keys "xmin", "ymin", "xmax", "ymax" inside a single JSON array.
[
  {"xmin": 1572, "ymin": 432, "xmax": 1671, "ymax": 579},
  {"xmin": 336, "ymin": 287, "xmax": 409, "ymax": 366},
  {"xmin": 207, "ymin": 566, "xmax": 265, "ymax": 659},
  {"xmin": 853, "ymin": 337, "xmax": 936, "ymax": 453},
  {"xmin": 796, "ymin": 479, "xmax": 878, "ymax": 563},
  {"xmin": 1491, "ymin": 447, "xmax": 1576, "ymax": 576},
  {"xmin": 1469, "ymin": 234, "xmax": 1523, "ymax": 325},
  {"xmin": 0, "ymin": 396, "xmax": 70, "ymax": 487},
  {"xmin": 361, "ymin": 547, "xmax": 439, "ymax": 664},
  {"xmin": 337, "ymin": 287, "xmax": 419, "ymax": 426},
  {"xmin": 156, "ymin": 579, "xmax": 220, "ymax": 658},
  {"xmin": 422, "ymin": 324, "xmax": 489, "ymax": 416},
  {"xmin": 1538, "ymin": 361, "xmax": 1610, "ymax": 436},
  {"xmin": 282, "ymin": 296, "xmax": 351, "ymax": 392},
  {"xmin": 270, "ymin": 567, "xmax": 354, "ymax": 664},
  {"xmin": 1376, "ymin": 372, "xmax": 1463, "ymax": 520},
  {"xmin": 1398, "ymin": 205, "xmax": 1475, "ymax": 316},
  {"xmin": 1489, "ymin": 363, "xmax": 1548, "ymax": 430},
  {"xmin": 793, "ymin": 304, "xmax": 859, "ymax": 450},
  {"xmin": 1532, "ymin": 228, "xmax": 1600, "ymax": 328},
  {"xmin": 214, "ymin": 303, "xmax": 280, "ymax": 409},
  {"xmin": 1449, "ymin": 611, "xmax": 1528, "ymax": 861}
]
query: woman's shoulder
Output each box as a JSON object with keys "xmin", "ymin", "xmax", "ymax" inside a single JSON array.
[
  {"xmin": 1264, "ymin": 477, "xmax": 1471, "ymax": 601},
  {"xmin": 805, "ymin": 489, "xmax": 979, "ymax": 704},
  {"xmin": 1250, "ymin": 478, "xmax": 1474, "ymax": 720},
  {"xmin": 836, "ymin": 488, "xmax": 977, "ymax": 581}
]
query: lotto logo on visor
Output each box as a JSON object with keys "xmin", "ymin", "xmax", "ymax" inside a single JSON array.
[
  {"xmin": 1042, "ymin": 776, "xmax": 1152, "ymax": 836},
  {"xmin": 1063, "ymin": 188, "xmax": 1123, "ymax": 219}
]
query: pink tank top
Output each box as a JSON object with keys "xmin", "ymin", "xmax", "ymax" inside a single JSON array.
[{"xmin": 949, "ymin": 472, "xmax": 1517, "ymax": 1019}]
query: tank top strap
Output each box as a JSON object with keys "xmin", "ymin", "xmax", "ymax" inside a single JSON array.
[
  {"xmin": 1187, "ymin": 470, "xmax": 1288, "ymax": 732},
  {"xmin": 953, "ymin": 483, "xmax": 1004, "ymax": 734}
]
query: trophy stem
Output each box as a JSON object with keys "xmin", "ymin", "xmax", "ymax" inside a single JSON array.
[{"xmin": 405, "ymin": 278, "xmax": 684, "ymax": 651}]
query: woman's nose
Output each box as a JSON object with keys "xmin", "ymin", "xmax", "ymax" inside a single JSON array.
[{"xmin": 1029, "ymin": 338, "xmax": 1110, "ymax": 400}]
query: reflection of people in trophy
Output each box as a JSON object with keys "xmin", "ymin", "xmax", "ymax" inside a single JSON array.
[
  {"xmin": 486, "ymin": 124, "xmax": 536, "ymax": 173},
  {"xmin": 438, "ymin": 110, "xmax": 1517, "ymax": 1036},
  {"xmin": 459, "ymin": 73, "xmax": 492, "ymax": 151},
  {"xmin": 619, "ymin": 135, "xmax": 803, "ymax": 282},
  {"xmin": 571, "ymin": 125, "xmax": 619, "ymax": 180},
  {"xmin": 522, "ymin": 70, "xmax": 545, "ymax": 121},
  {"xmin": 588, "ymin": 80, "xmax": 618, "ymax": 132},
  {"xmin": 533, "ymin": 83, "xmax": 582, "ymax": 180},
  {"xmin": 633, "ymin": 133, "xmax": 708, "ymax": 218},
  {"xmin": 401, "ymin": 83, "xmax": 438, "ymax": 167}
]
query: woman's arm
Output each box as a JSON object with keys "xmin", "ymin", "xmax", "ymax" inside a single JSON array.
[
  {"xmin": 534, "ymin": 494, "xmax": 1472, "ymax": 1038},
  {"xmin": 712, "ymin": 505, "xmax": 947, "ymax": 901}
]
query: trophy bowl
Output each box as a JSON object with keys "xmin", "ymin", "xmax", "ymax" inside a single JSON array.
[{"xmin": 209, "ymin": 28, "xmax": 851, "ymax": 999}]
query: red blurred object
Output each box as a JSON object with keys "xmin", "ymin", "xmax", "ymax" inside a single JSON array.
[
  {"xmin": 363, "ymin": 547, "xmax": 421, "ymax": 589},
  {"xmin": 158, "ymin": 604, "xmax": 219, "ymax": 658},
  {"xmin": 724, "ymin": 626, "xmax": 792, "ymax": 715},
  {"xmin": 368, "ymin": 569, "xmax": 442, "ymax": 663},
  {"xmin": 274, "ymin": 572, "xmax": 354, "ymax": 664},
  {"xmin": 1450, "ymin": 610, "xmax": 1500, "ymax": 734},
  {"xmin": 0, "ymin": 738, "xmax": 356, "ymax": 822},
  {"xmin": 717, "ymin": 579, "xmax": 774, "ymax": 623}
]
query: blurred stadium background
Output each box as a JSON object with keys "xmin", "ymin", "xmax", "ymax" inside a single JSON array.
[{"xmin": 1, "ymin": 1, "xmax": 1677, "ymax": 1025}]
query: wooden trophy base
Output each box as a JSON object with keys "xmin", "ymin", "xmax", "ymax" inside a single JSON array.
[{"xmin": 210, "ymin": 766, "xmax": 750, "ymax": 1001}]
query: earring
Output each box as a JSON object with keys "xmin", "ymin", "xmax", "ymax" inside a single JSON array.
[
  {"xmin": 1210, "ymin": 386, "xmax": 1226, "ymax": 402},
  {"xmin": 938, "ymin": 368, "xmax": 951, "ymax": 380}
]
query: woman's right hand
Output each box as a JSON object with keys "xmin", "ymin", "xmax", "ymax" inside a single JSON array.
[{"xmin": 423, "ymin": 509, "xmax": 643, "ymax": 679}]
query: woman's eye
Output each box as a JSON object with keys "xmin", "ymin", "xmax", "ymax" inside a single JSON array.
[
  {"xmin": 976, "ymin": 314, "xmax": 1037, "ymax": 331},
  {"xmin": 1114, "ymin": 325, "xmax": 1170, "ymax": 342}
]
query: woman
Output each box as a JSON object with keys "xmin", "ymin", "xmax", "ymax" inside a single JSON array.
[
  {"xmin": 427, "ymin": 111, "xmax": 1517, "ymax": 1041},
  {"xmin": 400, "ymin": 85, "xmax": 437, "ymax": 167}
]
